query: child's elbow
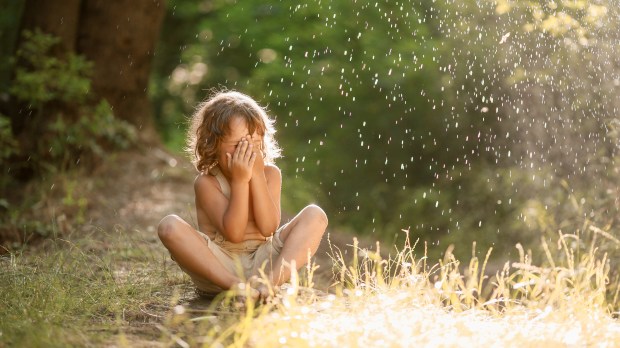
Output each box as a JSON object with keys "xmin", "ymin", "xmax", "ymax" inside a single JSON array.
[
  {"xmin": 261, "ymin": 222, "xmax": 280, "ymax": 238},
  {"xmin": 222, "ymin": 225, "xmax": 245, "ymax": 243},
  {"xmin": 227, "ymin": 234, "xmax": 245, "ymax": 244}
]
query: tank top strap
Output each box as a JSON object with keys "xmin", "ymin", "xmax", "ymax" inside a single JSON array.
[{"xmin": 210, "ymin": 165, "xmax": 231, "ymax": 199}]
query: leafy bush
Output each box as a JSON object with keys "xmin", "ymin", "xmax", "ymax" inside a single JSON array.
[
  {"xmin": 1, "ymin": 29, "xmax": 137, "ymax": 247},
  {"xmin": 6, "ymin": 29, "xmax": 136, "ymax": 177},
  {"xmin": 10, "ymin": 30, "xmax": 91, "ymax": 106},
  {"xmin": 0, "ymin": 114, "xmax": 18, "ymax": 165},
  {"xmin": 46, "ymin": 100, "xmax": 137, "ymax": 170}
]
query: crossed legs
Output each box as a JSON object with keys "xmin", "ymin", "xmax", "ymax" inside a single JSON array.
[
  {"xmin": 157, "ymin": 204, "xmax": 328, "ymax": 292},
  {"xmin": 157, "ymin": 215, "xmax": 240, "ymax": 289},
  {"xmin": 266, "ymin": 204, "xmax": 328, "ymax": 285}
]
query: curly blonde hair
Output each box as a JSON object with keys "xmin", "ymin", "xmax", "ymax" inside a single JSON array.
[{"xmin": 186, "ymin": 90, "xmax": 281, "ymax": 173}]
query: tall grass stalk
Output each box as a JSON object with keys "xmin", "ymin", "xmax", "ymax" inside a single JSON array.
[
  {"xmin": 3, "ymin": 225, "xmax": 618, "ymax": 346},
  {"xmin": 190, "ymin": 228, "xmax": 620, "ymax": 347}
]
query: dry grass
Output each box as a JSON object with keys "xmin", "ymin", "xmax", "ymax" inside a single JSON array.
[
  {"xmin": 2, "ymin": 150, "xmax": 618, "ymax": 347},
  {"xmin": 2, "ymin": 224, "xmax": 619, "ymax": 347},
  {"xmin": 162, "ymin": 228, "xmax": 620, "ymax": 347}
]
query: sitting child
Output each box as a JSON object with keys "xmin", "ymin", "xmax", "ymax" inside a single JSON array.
[{"xmin": 157, "ymin": 90, "xmax": 328, "ymax": 298}]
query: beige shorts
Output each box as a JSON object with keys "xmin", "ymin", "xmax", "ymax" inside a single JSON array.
[{"xmin": 180, "ymin": 227, "xmax": 285, "ymax": 294}]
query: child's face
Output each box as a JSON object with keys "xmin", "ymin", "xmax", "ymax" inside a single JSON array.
[{"xmin": 218, "ymin": 116, "xmax": 262, "ymax": 173}]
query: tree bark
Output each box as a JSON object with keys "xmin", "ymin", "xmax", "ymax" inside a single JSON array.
[
  {"xmin": 15, "ymin": 0, "xmax": 166, "ymax": 143},
  {"xmin": 7, "ymin": 0, "xmax": 166, "ymax": 181},
  {"xmin": 18, "ymin": 0, "xmax": 81, "ymax": 54},
  {"xmin": 6, "ymin": 0, "xmax": 82, "ymax": 157},
  {"xmin": 76, "ymin": 0, "xmax": 166, "ymax": 143}
]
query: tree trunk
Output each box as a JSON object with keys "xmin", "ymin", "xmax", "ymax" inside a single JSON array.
[
  {"xmin": 7, "ymin": 0, "xmax": 81, "ymax": 135},
  {"xmin": 0, "ymin": 1, "xmax": 26, "ymax": 92},
  {"xmin": 76, "ymin": 0, "xmax": 166, "ymax": 143},
  {"xmin": 19, "ymin": 0, "xmax": 81, "ymax": 54},
  {"xmin": 7, "ymin": 0, "xmax": 166, "ymax": 181},
  {"xmin": 16, "ymin": 0, "xmax": 166, "ymax": 143}
]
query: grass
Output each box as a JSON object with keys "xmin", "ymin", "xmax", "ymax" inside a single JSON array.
[
  {"xmin": 234, "ymin": 232, "xmax": 620, "ymax": 347},
  {"xmin": 183, "ymin": 228, "xmax": 620, "ymax": 347},
  {"xmin": 1, "ymin": 224, "xmax": 619, "ymax": 347},
  {"xmin": 0, "ymin": 228, "xmax": 182, "ymax": 347}
]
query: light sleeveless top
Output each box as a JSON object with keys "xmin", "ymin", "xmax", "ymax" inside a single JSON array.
[{"xmin": 209, "ymin": 166, "xmax": 231, "ymax": 199}]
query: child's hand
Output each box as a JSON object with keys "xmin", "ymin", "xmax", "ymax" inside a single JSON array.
[
  {"xmin": 248, "ymin": 135, "xmax": 265, "ymax": 176},
  {"xmin": 226, "ymin": 137, "xmax": 256, "ymax": 183}
]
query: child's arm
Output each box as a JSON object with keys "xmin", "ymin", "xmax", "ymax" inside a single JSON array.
[
  {"xmin": 249, "ymin": 136, "xmax": 282, "ymax": 237},
  {"xmin": 195, "ymin": 138, "xmax": 255, "ymax": 243}
]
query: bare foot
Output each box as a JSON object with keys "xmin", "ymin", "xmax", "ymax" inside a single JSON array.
[
  {"xmin": 230, "ymin": 282, "xmax": 260, "ymax": 303},
  {"xmin": 248, "ymin": 276, "xmax": 272, "ymax": 303}
]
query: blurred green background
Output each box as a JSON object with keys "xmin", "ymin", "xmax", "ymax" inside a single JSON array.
[
  {"xmin": 150, "ymin": 0, "xmax": 620, "ymax": 261},
  {"xmin": 1, "ymin": 0, "xmax": 619, "ymax": 263}
]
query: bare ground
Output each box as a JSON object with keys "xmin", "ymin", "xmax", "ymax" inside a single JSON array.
[{"xmin": 44, "ymin": 146, "xmax": 376, "ymax": 345}]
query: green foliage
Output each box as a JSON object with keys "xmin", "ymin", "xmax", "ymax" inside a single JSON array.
[
  {"xmin": 10, "ymin": 30, "xmax": 91, "ymax": 106},
  {"xmin": 0, "ymin": 175, "xmax": 92, "ymax": 249},
  {"xmin": 0, "ymin": 232, "xmax": 172, "ymax": 347},
  {"xmin": 1, "ymin": 29, "xmax": 137, "ymax": 247},
  {"xmin": 487, "ymin": 1, "xmax": 620, "ymax": 264},
  {"xmin": 59, "ymin": 179, "xmax": 88, "ymax": 225},
  {"xmin": 46, "ymin": 100, "xmax": 137, "ymax": 171},
  {"xmin": 151, "ymin": 0, "xmax": 620, "ymax": 266},
  {"xmin": 0, "ymin": 114, "xmax": 18, "ymax": 164},
  {"xmin": 5, "ymin": 29, "xmax": 136, "ymax": 176},
  {"xmin": 153, "ymin": 0, "xmax": 477, "ymax": 235}
]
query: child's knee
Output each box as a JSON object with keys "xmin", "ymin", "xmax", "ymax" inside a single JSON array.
[
  {"xmin": 157, "ymin": 214, "xmax": 183, "ymax": 242},
  {"xmin": 303, "ymin": 204, "xmax": 328, "ymax": 229}
]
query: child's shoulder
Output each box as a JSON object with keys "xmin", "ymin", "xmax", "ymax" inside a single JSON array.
[
  {"xmin": 194, "ymin": 171, "xmax": 217, "ymax": 192},
  {"xmin": 264, "ymin": 163, "xmax": 282, "ymax": 183},
  {"xmin": 265, "ymin": 163, "xmax": 281, "ymax": 175}
]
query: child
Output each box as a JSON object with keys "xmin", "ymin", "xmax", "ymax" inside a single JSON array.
[{"xmin": 157, "ymin": 90, "xmax": 328, "ymax": 298}]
